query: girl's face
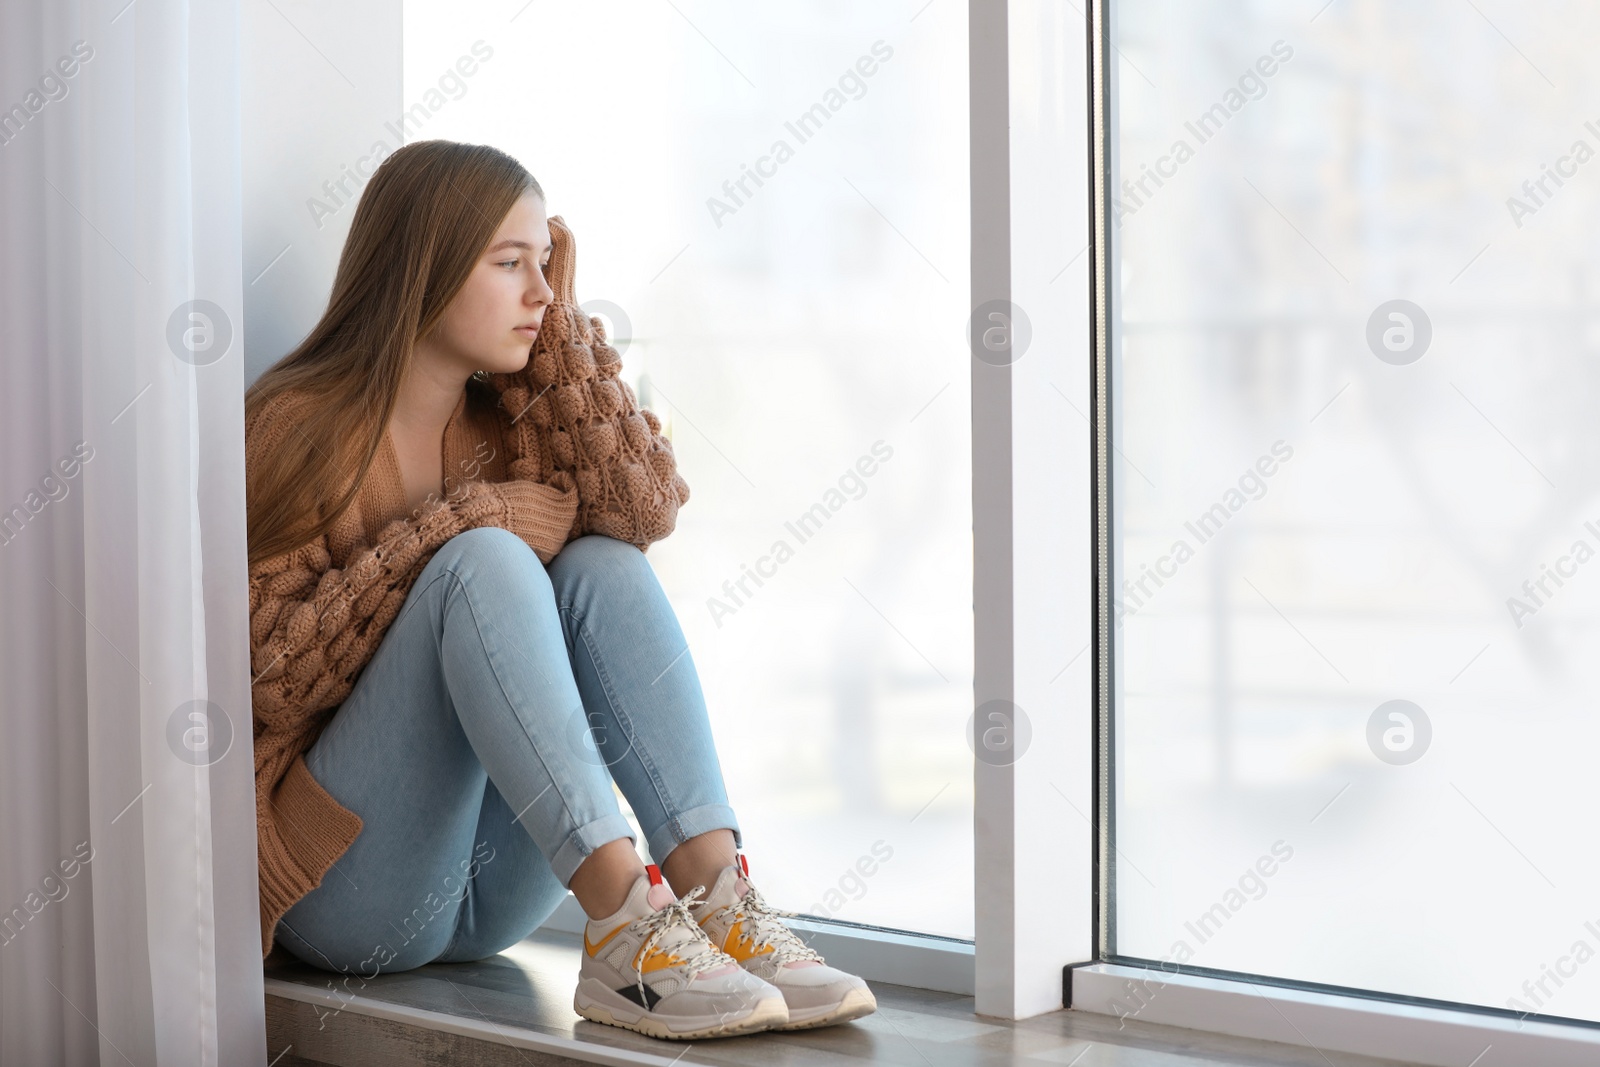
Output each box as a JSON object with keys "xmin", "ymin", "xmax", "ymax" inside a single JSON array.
[{"xmin": 423, "ymin": 192, "xmax": 555, "ymax": 378}]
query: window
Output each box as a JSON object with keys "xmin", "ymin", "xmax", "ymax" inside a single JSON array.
[
  {"xmin": 1109, "ymin": 0, "xmax": 1600, "ymax": 1024},
  {"xmin": 404, "ymin": 2, "xmax": 974, "ymax": 939}
]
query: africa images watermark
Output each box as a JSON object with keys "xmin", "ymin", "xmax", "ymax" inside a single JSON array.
[
  {"xmin": 1103, "ymin": 840, "xmax": 1296, "ymax": 1028},
  {"xmin": 1367, "ymin": 699, "xmax": 1432, "ymax": 765},
  {"xmin": 802, "ymin": 840, "xmax": 895, "ymax": 921},
  {"xmin": 0, "ymin": 440, "xmax": 96, "ymax": 549},
  {"xmin": 1113, "ymin": 39, "xmax": 1294, "ymax": 226},
  {"xmin": 414, "ymin": 436, "xmax": 499, "ymax": 515},
  {"xmin": 1506, "ymin": 918, "xmax": 1600, "ymax": 1026},
  {"xmin": 705, "ymin": 39, "xmax": 896, "ymax": 228},
  {"xmin": 306, "ymin": 838, "xmax": 497, "ymax": 1030},
  {"xmin": 1504, "ymin": 519, "xmax": 1600, "ymax": 629},
  {"xmin": 307, "ymin": 40, "xmax": 496, "ymax": 230},
  {"xmin": 0, "ymin": 39, "xmax": 95, "ymax": 150},
  {"xmin": 1115, "ymin": 440, "xmax": 1295, "ymax": 626},
  {"xmin": 0, "ymin": 841, "xmax": 95, "ymax": 948},
  {"xmin": 1504, "ymin": 117, "xmax": 1600, "ymax": 229},
  {"xmin": 706, "ymin": 439, "xmax": 894, "ymax": 627}
]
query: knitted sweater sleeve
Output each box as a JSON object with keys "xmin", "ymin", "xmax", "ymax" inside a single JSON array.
[
  {"xmin": 484, "ymin": 215, "xmax": 689, "ymax": 553},
  {"xmin": 493, "ymin": 368, "xmax": 688, "ymax": 553},
  {"xmin": 248, "ymin": 478, "xmax": 574, "ymax": 730}
]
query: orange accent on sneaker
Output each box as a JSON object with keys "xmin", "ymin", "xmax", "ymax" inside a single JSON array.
[
  {"xmin": 588, "ymin": 922, "xmax": 689, "ymax": 972},
  {"xmin": 638, "ymin": 945, "xmax": 690, "ymax": 973},
  {"xmin": 718, "ymin": 918, "xmax": 774, "ymax": 963},
  {"xmin": 584, "ymin": 923, "xmax": 626, "ymax": 957}
]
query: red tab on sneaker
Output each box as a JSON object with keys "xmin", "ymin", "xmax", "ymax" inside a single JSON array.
[
  {"xmin": 646, "ymin": 864, "xmax": 663, "ymax": 886},
  {"xmin": 738, "ymin": 853, "xmax": 749, "ymax": 877}
]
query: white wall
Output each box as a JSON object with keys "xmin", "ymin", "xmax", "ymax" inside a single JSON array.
[{"xmin": 241, "ymin": 0, "xmax": 402, "ymax": 386}]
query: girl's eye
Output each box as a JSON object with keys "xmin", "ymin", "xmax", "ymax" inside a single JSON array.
[{"xmin": 499, "ymin": 259, "xmax": 520, "ymax": 270}]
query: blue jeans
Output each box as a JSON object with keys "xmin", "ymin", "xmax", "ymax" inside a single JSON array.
[{"xmin": 273, "ymin": 527, "xmax": 740, "ymax": 975}]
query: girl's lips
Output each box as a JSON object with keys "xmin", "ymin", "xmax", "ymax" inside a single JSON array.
[{"xmin": 515, "ymin": 325, "xmax": 538, "ymax": 336}]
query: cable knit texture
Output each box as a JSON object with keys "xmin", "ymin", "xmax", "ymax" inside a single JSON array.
[
  {"xmin": 482, "ymin": 215, "xmax": 690, "ymax": 549},
  {"xmin": 248, "ymin": 262, "xmax": 688, "ymax": 958}
]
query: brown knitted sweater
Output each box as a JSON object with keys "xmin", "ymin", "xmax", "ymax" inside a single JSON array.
[{"xmin": 248, "ymin": 373, "xmax": 685, "ymax": 959}]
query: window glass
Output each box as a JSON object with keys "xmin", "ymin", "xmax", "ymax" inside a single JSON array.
[
  {"xmin": 1112, "ymin": 0, "xmax": 1600, "ymax": 1021},
  {"xmin": 404, "ymin": 2, "xmax": 973, "ymax": 938}
]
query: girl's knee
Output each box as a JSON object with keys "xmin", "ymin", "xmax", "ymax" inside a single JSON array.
[
  {"xmin": 440, "ymin": 525, "xmax": 533, "ymax": 563},
  {"xmin": 551, "ymin": 534, "xmax": 647, "ymax": 582},
  {"xmin": 433, "ymin": 527, "xmax": 553, "ymax": 593}
]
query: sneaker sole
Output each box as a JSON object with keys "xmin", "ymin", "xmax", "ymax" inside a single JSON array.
[
  {"xmin": 573, "ymin": 980, "xmax": 789, "ymax": 1040},
  {"xmin": 773, "ymin": 986, "xmax": 878, "ymax": 1030}
]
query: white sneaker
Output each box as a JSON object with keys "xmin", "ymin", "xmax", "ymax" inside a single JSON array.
[
  {"xmin": 688, "ymin": 855, "xmax": 877, "ymax": 1030},
  {"xmin": 574, "ymin": 864, "xmax": 788, "ymax": 1040}
]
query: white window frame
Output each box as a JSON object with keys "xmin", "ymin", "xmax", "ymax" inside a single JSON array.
[
  {"xmin": 967, "ymin": 0, "xmax": 1097, "ymax": 1021},
  {"xmin": 1064, "ymin": 1, "xmax": 1600, "ymax": 1062}
]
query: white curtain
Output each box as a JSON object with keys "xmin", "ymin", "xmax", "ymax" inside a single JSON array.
[{"xmin": 0, "ymin": 1, "xmax": 265, "ymax": 1064}]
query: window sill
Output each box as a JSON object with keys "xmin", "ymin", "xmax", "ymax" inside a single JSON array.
[{"xmin": 263, "ymin": 928, "xmax": 1436, "ymax": 1066}]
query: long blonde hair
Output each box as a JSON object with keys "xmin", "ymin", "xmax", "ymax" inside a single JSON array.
[{"xmin": 244, "ymin": 140, "xmax": 543, "ymax": 569}]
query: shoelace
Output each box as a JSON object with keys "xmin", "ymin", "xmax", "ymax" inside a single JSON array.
[
  {"xmin": 704, "ymin": 878, "xmax": 826, "ymax": 967},
  {"xmin": 629, "ymin": 885, "xmax": 737, "ymax": 1005}
]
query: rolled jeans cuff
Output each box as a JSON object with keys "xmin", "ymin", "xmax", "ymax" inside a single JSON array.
[
  {"xmin": 645, "ymin": 802, "xmax": 743, "ymax": 867},
  {"xmin": 549, "ymin": 812, "xmax": 638, "ymax": 886}
]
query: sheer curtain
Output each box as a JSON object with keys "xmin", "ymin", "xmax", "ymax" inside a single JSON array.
[{"xmin": 0, "ymin": 1, "xmax": 264, "ymax": 1064}]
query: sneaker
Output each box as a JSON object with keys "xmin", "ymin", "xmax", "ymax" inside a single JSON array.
[
  {"xmin": 688, "ymin": 854, "xmax": 877, "ymax": 1030},
  {"xmin": 574, "ymin": 864, "xmax": 788, "ymax": 1040}
]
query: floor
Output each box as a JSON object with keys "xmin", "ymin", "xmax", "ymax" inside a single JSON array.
[{"xmin": 263, "ymin": 929, "xmax": 1431, "ymax": 1067}]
